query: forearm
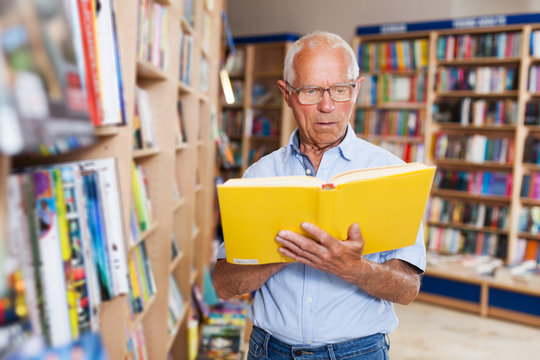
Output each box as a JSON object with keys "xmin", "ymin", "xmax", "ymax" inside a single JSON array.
[
  {"xmin": 212, "ymin": 259, "xmax": 287, "ymax": 300},
  {"xmin": 347, "ymin": 258, "xmax": 421, "ymax": 305}
]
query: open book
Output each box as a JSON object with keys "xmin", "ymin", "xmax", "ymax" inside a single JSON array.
[{"xmin": 217, "ymin": 162, "xmax": 436, "ymax": 264}]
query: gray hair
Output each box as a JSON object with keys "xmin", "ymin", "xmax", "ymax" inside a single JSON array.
[{"xmin": 283, "ymin": 31, "xmax": 359, "ymax": 84}]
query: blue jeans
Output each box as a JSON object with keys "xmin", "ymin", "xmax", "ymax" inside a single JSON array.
[{"xmin": 247, "ymin": 326, "xmax": 390, "ymax": 360}]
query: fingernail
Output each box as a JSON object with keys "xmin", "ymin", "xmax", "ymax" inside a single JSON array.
[
  {"xmin": 301, "ymin": 222, "xmax": 309, "ymax": 230},
  {"xmin": 278, "ymin": 230, "xmax": 287, "ymax": 237}
]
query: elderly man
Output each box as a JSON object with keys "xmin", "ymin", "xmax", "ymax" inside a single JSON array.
[{"xmin": 213, "ymin": 31, "xmax": 425, "ymax": 360}]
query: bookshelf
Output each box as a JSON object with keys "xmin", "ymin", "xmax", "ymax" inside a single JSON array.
[
  {"xmin": 0, "ymin": 0, "xmax": 223, "ymax": 359},
  {"xmin": 353, "ymin": 13, "xmax": 540, "ymax": 327},
  {"xmin": 217, "ymin": 34, "xmax": 299, "ymax": 180}
]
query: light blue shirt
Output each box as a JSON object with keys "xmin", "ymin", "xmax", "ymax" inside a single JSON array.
[{"xmin": 217, "ymin": 123, "xmax": 426, "ymax": 346}]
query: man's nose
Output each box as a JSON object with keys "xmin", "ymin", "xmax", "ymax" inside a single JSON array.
[{"xmin": 317, "ymin": 90, "xmax": 335, "ymax": 112}]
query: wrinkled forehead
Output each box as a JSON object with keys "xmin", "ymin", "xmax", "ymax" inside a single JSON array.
[{"xmin": 292, "ymin": 47, "xmax": 355, "ymax": 86}]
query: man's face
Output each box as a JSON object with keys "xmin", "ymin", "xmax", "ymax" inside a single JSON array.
[{"xmin": 278, "ymin": 47, "xmax": 362, "ymax": 149}]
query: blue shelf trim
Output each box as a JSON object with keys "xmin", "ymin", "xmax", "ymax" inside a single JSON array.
[
  {"xmin": 233, "ymin": 33, "xmax": 301, "ymax": 45},
  {"xmin": 421, "ymin": 275, "xmax": 481, "ymax": 303},
  {"xmin": 356, "ymin": 13, "xmax": 540, "ymax": 35},
  {"xmin": 489, "ymin": 288, "xmax": 540, "ymax": 317}
]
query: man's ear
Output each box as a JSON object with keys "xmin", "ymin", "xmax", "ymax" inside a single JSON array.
[
  {"xmin": 352, "ymin": 76, "xmax": 365, "ymax": 103},
  {"xmin": 277, "ymin": 80, "xmax": 293, "ymax": 108}
]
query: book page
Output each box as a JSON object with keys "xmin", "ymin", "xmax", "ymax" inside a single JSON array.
[
  {"xmin": 222, "ymin": 175, "xmax": 324, "ymax": 187},
  {"xmin": 330, "ymin": 162, "xmax": 430, "ymax": 186}
]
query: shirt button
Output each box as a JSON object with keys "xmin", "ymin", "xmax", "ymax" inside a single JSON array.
[
  {"xmin": 306, "ymin": 169, "xmax": 312, "ymax": 175},
  {"xmin": 307, "ymin": 297, "xmax": 312, "ymax": 303}
]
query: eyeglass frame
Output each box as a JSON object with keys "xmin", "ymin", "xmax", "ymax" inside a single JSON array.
[{"xmin": 285, "ymin": 81, "xmax": 358, "ymax": 105}]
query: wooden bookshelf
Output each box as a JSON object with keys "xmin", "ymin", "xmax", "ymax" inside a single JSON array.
[
  {"xmin": 217, "ymin": 34, "xmax": 299, "ymax": 180},
  {"xmin": 0, "ymin": 0, "xmax": 223, "ymax": 358},
  {"xmin": 354, "ymin": 14, "xmax": 540, "ymax": 328}
]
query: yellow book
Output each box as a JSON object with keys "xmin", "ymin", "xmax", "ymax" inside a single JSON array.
[{"xmin": 217, "ymin": 162, "xmax": 436, "ymax": 265}]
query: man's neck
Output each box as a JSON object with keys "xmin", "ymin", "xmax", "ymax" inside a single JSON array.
[{"xmin": 299, "ymin": 133, "xmax": 346, "ymax": 173}]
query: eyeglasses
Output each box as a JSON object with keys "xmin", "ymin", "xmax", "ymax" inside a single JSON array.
[{"xmin": 286, "ymin": 82, "xmax": 356, "ymax": 105}]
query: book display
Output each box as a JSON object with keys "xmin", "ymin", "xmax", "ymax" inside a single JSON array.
[
  {"xmin": 0, "ymin": 0, "xmax": 224, "ymax": 359},
  {"xmin": 354, "ymin": 13, "xmax": 540, "ymax": 327},
  {"xmin": 217, "ymin": 34, "xmax": 299, "ymax": 181}
]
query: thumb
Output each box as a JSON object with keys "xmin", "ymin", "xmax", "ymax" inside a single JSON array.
[{"xmin": 348, "ymin": 222, "xmax": 363, "ymax": 242}]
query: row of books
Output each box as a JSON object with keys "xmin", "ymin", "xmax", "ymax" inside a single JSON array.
[
  {"xmin": 134, "ymin": 87, "xmax": 157, "ymax": 150},
  {"xmin": 215, "ymin": 132, "xmax": 242, "ymax": 170},
  {"xmin": 127, "ymin": 243, "xmax": 156, "ymax": 317},
  {"xmin": 362, "ymin": 140, "xmax": 425, "ymax": 163},
  {"xmin": 179, "ymin": 31, "xmax": 194, "ymax": 86},
  {"xmin": 426, "ymin": 196, "xmax": 509, "ymax": 231},
  {"xmin": 131, "ymin": 163, "xmax": 154, "ymax": 236},
  {"xmin": 167, "ymin": 275, "xmax": 185, "ymax": 337},
  {"xmin": 433, "ymin": 98, "xmax": 518, "ymax": 126},
  {"xmin": 436, "ymin": 66, "xmax": 518, "ymax": 93},
  {"xmin": 183, "ymin": 0, "xmax": 195, "ymax": 28},
  {"xmin": 357, "ymin": 73, "xmax": 426, "ymax": 105},
  {"xmin": 225, "ymin": 48, "xmax": 246, "ymax": 76},
  {"xmin": 521, "ymin": 172, "xmax": 540, "ymax": 200},
  {"xmin": 137, "ymin": 0, "xmax": 170, "ymax": 71},
  {"xmin": 4, "ymin": 158, "xmax": 128, "ymax": 349},
  {"xmin": 436, "ymin": 31, "xmax": 522, "ymax": 60},
  {"xmin": 528, "ymin": 65, "xmax": 540, "ymax": 93},
  {"xmin": 0, "ymin": 0, "xmax": 126, "ymax": 155},
  {"xmin": 515, "ymin": 238, "xmax": 540, "ymax": 265},
  {"xmin": 523, "ymin": 137, "xmax": 540, "ymax": 164},
  {"xmin": 518, "ymin": 206, "xmax": 540, "ymax": 235},
  {"xmin": 251, "ymin": 114, "xmax": 280, "ymax": 137},
  {"xmin": 125, "ymin": 324, "xmax": 149, "ymax": 360},
  {"xmin": 354, "ymin": 109, "xmax": 423, "ymax": 137},
  {"xmin": 357, "ymin": 38, "xmax": 429, "ymax": 72},
  {"xmin": 221, "ymin": 110, "xmax": 244, "ymax": 137},
  {"xmin": 433, "ymin": 169, "xmax": 513, "ymax": 197},
  {"xmin": 530, "ymin": 30, "xmax": 540, "ymax": 57},
  {"xmin": 252, "ymin": 82, "xmax": 282, "ymax": 106},
  {"xmin": 525, "ymin": 102, "xmax": 540, "ymax": 125},
  {"xmin": 427, "ymin": 226, "xmax": 507, "ymax": 259},
  {"xmin": 432, "ymin": 133, "xmax": 515, "ymax": 164}
]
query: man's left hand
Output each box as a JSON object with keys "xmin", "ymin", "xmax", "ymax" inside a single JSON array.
[{"xmin": 275, "ymin": 222, "xmax": 366, "ymax": 283}]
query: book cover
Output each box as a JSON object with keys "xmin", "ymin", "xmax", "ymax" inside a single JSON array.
[{"xmin": 218, "ymin": 162, "xmax": 436, "ymax": 264}]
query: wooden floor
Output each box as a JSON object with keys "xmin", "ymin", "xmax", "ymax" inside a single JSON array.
[{"xmin": 390, "ymin": 300, "xmax": 540, "ymax": 360}]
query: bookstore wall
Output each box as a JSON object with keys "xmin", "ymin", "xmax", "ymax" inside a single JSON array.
[{"xmin": 0, "ymin": 0, "xmax": 225, "ymax": 359}]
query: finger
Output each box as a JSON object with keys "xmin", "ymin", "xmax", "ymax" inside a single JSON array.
[
  {"xmin": 277, "ymin": 244, "xmax": 317, "ymax": 267},
  {"xmin": 300, "ymin": 222, "xmax": 339, "ymax": 248},
  {"xmin": 276, "ymin": 229, "xmax": 327, "ymax": 254},
  {"xmin": 275, "ymin": 233, "xmax": 325, "ymax": 264}
]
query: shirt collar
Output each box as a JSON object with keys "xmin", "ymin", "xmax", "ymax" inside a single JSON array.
[{"xmin": 286, "ymin": 123, "xmax": 355, "ymax": 161}]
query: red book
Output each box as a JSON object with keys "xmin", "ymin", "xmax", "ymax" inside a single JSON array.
[{"xmin": 77, "ymin": 0, "xmax": 104, "ymax": 125}]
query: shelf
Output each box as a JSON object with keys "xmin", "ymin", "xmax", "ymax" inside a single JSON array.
[
  {"xmin": 436, "ymin": 90, "xmax": 519, "ymax": 98},
  {"xmin": 178, "ymin": 81, "xmax": 196, "ymax": 95},
  {"xmin": 136, "ymin": 60, "xmax": 168, "ymax": 80},
  {"xmin": 190, "ymin": 269, "xmax": 198, "ymax": 285},
  {"xmin": 195, "ymin": 184, "xmax": 202, "ymax": 193},
  {"xmin": 359, "ymin": 134, "xmax": 424, "ymax": 143},
  {"xmin": 175, "ymin": 142, "xmax": 188, "ymax": 151},
  {"xmin": 166, "ymin": 302, "xmax": 189, "ymax": 351},
  {"xmin": 173, "ymin": 198, "xmax": 186, "ymax": 212},
  {"xmin": 133, "ymin": 147, "xmax": 160, "ymax": 159},
  {"xmin": 129, "ymin": 293, "xmax": 157, "ymax": 334},
  {"xmin": 222, "ymin": 104, "xmax": 244, "ymax": 110},
  {"xmin": 180, "ymin": 18, "xmax": 195, "ymax": 35},
  {"xmin": 252, "ymin": 103, "xmax": 282, "ymax": 110},
  {"xmin": 523, "ymin": 163, "xmax": 540, "ymax": 172},
  {"xmin": 169, "ymin": 252, "xmax": 184, "ymax": 272},
  {"xmin": 129, "ymin": 222, "xmax": 159, "ymax": 251},
  {"xmin": 520, "ymin": 197, "xmax": 540, "ymax": 207},
  {"xmin": 517, "ymin": 232, "xmax": 540, "ymax": 241},
  {"xmin": 427, "ymin": 221, "xmax": 509, "ymax": 235},
  {"xmin": 431, "ymin": 189, "xmax": 511, "ymax": 204},
  {"xmin": 250, "ymin": 135, "xmax": 280, "ymax": 142},
  {"xmin": 434, "ymin": 123, "xmax": 516, "ymax": 132},
  {"xmin": 433, "ymin": 158, "xmax": 513, "ymax": 171},
  {"xmin": 436, "ymin": 57, "xmax": 521, "ymax": 66},
  {"xmin": 252, "ymin": 70, "xmax": 283, "ymax": 78},
  {"xmin": 94, "ymin": 126, "xmax": 120, "ymax": 137}
]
